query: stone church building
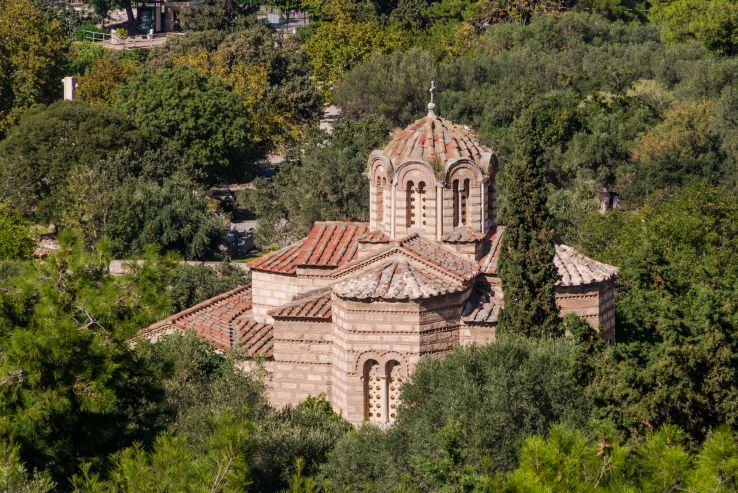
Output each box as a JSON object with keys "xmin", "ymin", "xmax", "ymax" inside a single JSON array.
[{"xmin": 142, "ymin": 102, "xmax": 618, "ymax": 426}]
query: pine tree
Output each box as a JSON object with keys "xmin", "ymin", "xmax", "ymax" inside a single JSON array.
[{"xmin": 497, "ymin": 97, "xmax": 570, "ymax": 338}]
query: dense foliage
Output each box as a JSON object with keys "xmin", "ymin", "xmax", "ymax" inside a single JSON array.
[
  {"xmin": 497, "ymin": 96, "xmax": 563, "ymax": 338},
  {"xmin": 2, "ymin": 2, "xmax": 738, "ymax": 491},
  {"xmin": 321, "ymin": 336, "xmax": 592, "ymax": 489},
  {"xmin": 247, "ymin": 115, "xmax": 390, "ymax": 246}
]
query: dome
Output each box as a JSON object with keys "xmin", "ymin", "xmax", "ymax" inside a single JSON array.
[{"xmin": 382, "ymin": 107, "xmax": 492, "ymax": 170}]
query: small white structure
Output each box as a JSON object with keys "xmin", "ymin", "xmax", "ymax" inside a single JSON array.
[{"xmin": 62, "ymin": 76, "xmax": 78, "ymax": 101}]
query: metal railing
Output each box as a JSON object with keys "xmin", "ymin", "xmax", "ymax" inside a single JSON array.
[{"xmin": 80, "ymin": 30, "xmax": 112, "ymax": 42}]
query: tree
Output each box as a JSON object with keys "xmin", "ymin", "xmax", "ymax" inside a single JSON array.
[
  {"xmin": 497, "ymin": 95, "xmax": 567, "ymax": 338},
  {"xmin": 250, "ymin": 397, "xmax": 352, "ymax": 492},
  {"xmin": 0, "ymin": 234, "xmax": 171, "ymax": 484},
  {"xmin": 576, "ymin": 183, "xmax": 738, "ymax": 442},
  {"xmin": 73, "ymin": 411, "xmax": 252, "ymax": 492},
  {"xmin": 303, "ymin": 0, "xmax": 408, "ymax": 91},
  {"xmin": 650, "ymin": 0, "xmax": 738, "ymax": 55},
  {"xmin": 158, "ymin": 26, "xmax": 323, "ymax": 151},
  {"xmin": 247, "ymin": 115, "xmax": 390, "ymax": 247},
  {"xmin": 77, "ymin": 57, "xmax": 140, "ymax": 106},
  {"xmin": 627, "ymin": 100, "xmax": 729, "ymax": 202},
  {"xmin": 321, "ymin": 336, "xmax": 592, "ymax": 490},
  {"xmin": 0, "ymin": 0, "xmax": 67, "ymax": 135},
  {"xmin": 116, "ymin": 66, "xmax": 259, "ymax": 184},
  {"xmin": 334, "ymin": 48, "xmax": 437, "ymax": 126},
  {"xmin": 0, "ymin": 202, "xmax": 35, "ymax": 260},
  {"xmin": 104, "ymin": 177, "xmax": 227, "ymax": 260},
  {"xmin": 0, "ymin": 441, "xmax": 55, "ymax": 493},
  {"xmin": 505, "ymin": 423, "xmax": 738, "ymax": 492},
  {"xmin": 84, "ymin": 0, "xmax": 139, "ymax": 35},
  {"xmin": 0, "ymin": 101, "xmax": 141, "ymax": 223},
  {"xmin": 168, "ymin": 263, "xmax": 250, "ymax": 312},
  {"xmin": 183, "ymin": 0, "xmax": 260, "ymax": 31}
]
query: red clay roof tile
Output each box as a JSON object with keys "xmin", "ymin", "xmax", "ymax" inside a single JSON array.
[
  {"xmin": 384, "ymin": 114, "xmax": 491, "ymax": 167},
  {"xmin": 249, "ymin": 222, "xmax": 369, "ymax": 275},
  {"xmin": 140, "ymin": 285, "xmax": 274, "ymax": 356},
  {"xmin": 269, "ymin": 289, "xmax": 332, "ymax": 320}
]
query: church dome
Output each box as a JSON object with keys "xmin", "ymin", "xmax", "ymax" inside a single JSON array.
[{"xmin": 382, "ymin": 105, "xmax": 493, "ymax": 172}]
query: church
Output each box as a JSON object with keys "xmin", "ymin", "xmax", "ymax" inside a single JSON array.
[{"xmin": 141, "ymin": 99, "xmax": 618, "ymax": 426}]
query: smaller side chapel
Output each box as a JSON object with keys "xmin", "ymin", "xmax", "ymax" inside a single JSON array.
[{"xmin": 142, "ymin": 97, "xmax": 618, "ymax": 426}]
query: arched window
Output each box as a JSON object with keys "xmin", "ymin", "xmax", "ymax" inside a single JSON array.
[
  {"xmin": 461, "ymin": 179, "xmax": 470, "ymax": 226},
  {"xmin": 452, "ymin": 178, "xmax": 470, "ymax": 227},
  {"xmin": 487, "ymin": 182, "xmax": 495, "ymax": 226},
  {"xmin": 364, "ymin": 360, "xmax": 384, "ymax": 423},
  {"xmin": 375, "ymin": 176, "xmax": 384, "ymax": 225},
  {"xmin": 405, "ymin": 181, "xmax": 415, "ymax": 228},
  {"xmin": 452, "ymin": 180, "xmax": 460, "ymax": 227},
  {"xmin": 386, "ymin": 360, "xmax": 403, "ymax": 422},
  {"xmin": 417, "ymin": 181, "xmax": 426, "ymax": 227}
]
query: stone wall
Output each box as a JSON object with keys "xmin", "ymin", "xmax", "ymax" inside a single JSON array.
[
  {"xmin": 555, "ymin": 281, "xmax": 615, "ymax": 342},
  {"xmin": 251, "ymin": 271, "xmax": 332, "ymax": 322},
  {"xmin": 269, "ymin": 319, "xmax": 333, "ymax": 408}
]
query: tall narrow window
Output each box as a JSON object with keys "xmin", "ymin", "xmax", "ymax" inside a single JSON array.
[
  {"xmin": 487, "ymin": 182, "xmax": 495, "ymax": 226},
  {"xmin": 405, "ymin": 181, "xmax": 415, "ymax": 228},
  {"xmin": 417, "ymin": 181, "xmax": 426, "ymax": 227},
  {"xmin": 386, "ymin": 361, "xmax": 403, "ymax": 423},
  {"xmin": 364, "ymin": 360, "xmax": 384, "ymax": 423},
  {"xmin": 452, "ymin": 180, "xmax": 460, "ymax": 227},
  {"xmin": 461, "ymin": 179, "xmax": 470, "ymax": 226},
  {"xmin": 375, "ymin": 176, "xmax": 384, "ymax": 226}
]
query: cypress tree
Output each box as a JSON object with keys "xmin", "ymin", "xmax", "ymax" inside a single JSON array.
[{"xmin": 497, "ymin": 96, "xmax": 576, "ymax": 338}]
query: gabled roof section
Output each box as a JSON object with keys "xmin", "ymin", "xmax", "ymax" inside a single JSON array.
[
  {"xmin": 139, "ymin": 284, "xmax": 273, "ymax": 356},
  {"xmin": 554, "ymin": 244, "xmax": 619, "ymax": 287},
  {"xmin": 357, "ymin": 230, "xmax": 390, "ymax": 244},
  {"xmin": 384, "ymin": 114, "xmax": 490, "ymax": 168},
  {"xmin": 333, "ymin": 258, "xmax": 465, "ymax": 301},
  {"xmin": 478, "ymin": 226, "xmax": 504, "ymax": 275},
  {"xmin": 462, "ymin": 283, "xmax": 500, "ymax": 324},
  {"xmin": 249, "ymin": 240, "xmax": 305, "ymax": 275},
  {"xmin": 398, "ymin": 235, "xmax": 478, "ymax": 280},
  {"xmin": 248, "ymin": 222, "xmax": 369, "ymax": 275},
  {"xmin": 233, "ymin": 315, "xmax": 274, "ymax": 357},
  {"xmin": 478, "ymin": 226, "xmax": 618, "ymax": 287},
  {"xmin": 329, "ymin": 233, "xmax": 479, "ymax": 282},
  {"xmin": 269, "ymin": 288, "xmax": 333, "ymax": 320},
  {"xmin": 294, "ymin": 221, "xmax": 367, "ymax": 268}
]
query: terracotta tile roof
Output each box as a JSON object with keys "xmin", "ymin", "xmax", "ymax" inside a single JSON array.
[
  {"xmin": 478, "ymin": 226, "xmax": 504, "ymax": 274},
  {"xmin": 357, "ymin": 230, "xmax": 390, "ymax": 244},
  {"xmin": 554, "ymin": 244, "xmax": 619, "ymax": 287},
  {"xmin": 233, "ymin": 315, "xmax": 274, "ymax": 357},
  {"xmin": 442, "ymin": 228, "xmax": 486, "ymax": 244},
  {"xmin": 333, "ymin": 258, "xmax": 465, "ymax": 300},
  {"xmin": 384, "ymin": 114, "xmax": 491, "ymax": 166},
  {"xmin": 478, "ymin": 226, "xmax": 618, "ymax": 286},
  {"xmin": 248, "ymin": 240, "xmax": 305, "ymax": 274},
  {"xmin": 294, "ymin": 221, "xmax": 367, "ymax": 268},
  {"xmin": 269, "ymin": 289, "xmax": 333, "ymax": 320},
  {"xmin": 398, "ymin": 234, "xmax": 478, "ymax": 280},
  {"xmin": 248, "ymin": 222, "xmax": 369, "ymax": 275},
  {"xmin": 140, "ymin": 285, "xmax": 273, "ymax": 356},
  {"xmin": 462, "ymin": 283, "xmax": 501, "ymax": 324}
]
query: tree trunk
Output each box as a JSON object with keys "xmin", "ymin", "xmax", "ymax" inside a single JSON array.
[{"xmin": 124, "ymin": 1, "xmax": 138, "ymax": 35}]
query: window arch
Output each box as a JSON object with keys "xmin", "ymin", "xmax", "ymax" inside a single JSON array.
[
  {"xmin": 363, "ymin": 359, "xmax": 404, "ymax": 424},
  {"xmin": 406, "ymin": 180, "xmax": 427, "ymax": 229},
  {"xmin": 364, "ymin": 360, "xmax": 383, "ymax": 423},
  {"xmin": 452, "ymin": 179, "xmax": 470, "ymax": 227},
  {"xmin": 386, "ymin": 360, "xmax": 403, "ymax": 422},
  {"xmin": 375, "ymin": 176, "xmax": 384, "ymax": 226}
]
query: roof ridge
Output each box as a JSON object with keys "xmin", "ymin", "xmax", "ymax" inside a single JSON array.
[{"xmin": 142, "ymin": 284, "xmax": 252, "ymax": 335}]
